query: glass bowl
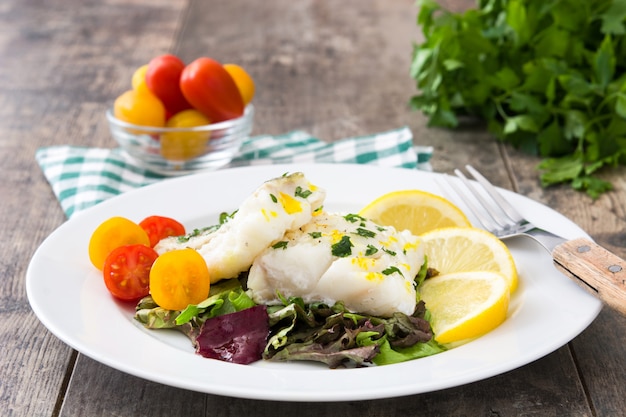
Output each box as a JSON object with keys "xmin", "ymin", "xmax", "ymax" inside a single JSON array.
[{"xmin": 106, "ymin": 105, "xmax": 254, "ymax": 176}]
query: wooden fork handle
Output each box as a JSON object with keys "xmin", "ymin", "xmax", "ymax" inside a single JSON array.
[{"xmin": 552, "ymin": 237, "xmax": 626, "ymax": 315}]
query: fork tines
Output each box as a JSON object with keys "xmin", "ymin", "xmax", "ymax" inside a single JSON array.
[{"xmin": 444, "ymin": 165, "xmax": 525, "ymax": 235}]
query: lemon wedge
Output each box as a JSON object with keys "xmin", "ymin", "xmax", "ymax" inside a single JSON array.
[
  {"xmin": 420, "ymin": 271, "xmax": 510, "ymax": 344},
  {"xmin": 358, "ymin": 190, "xmax": 471, "ymax": 235},
  {"xmin": 420, "ymin": 227, "xmax": 518, "ymax": 293}
]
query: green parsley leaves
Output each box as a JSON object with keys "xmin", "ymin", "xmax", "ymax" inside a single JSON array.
[
  {"xmin": 365, "ymin": 244, "xmax": 379, "ymax": 256},
  {"xmin": 272, "ymin": 241, "xmax": 288, "ymax": 250},
  {"xmin": 331, "ymin": 235, "xmax": 353, "ymax": 257},
  {"xmin": 294, "ymin": 186, "xmax": 312, "ymax": 199},
  {"xmin": 411, "ymin": 0, "xmax": 626, "ymax": 198},
  {"xmin": 382, "ymin": 266, "xmax": 404, "ymax": 277},
  {"xmin": 355, "ymin": 227, "xmax": 376, "ymax": 238}
]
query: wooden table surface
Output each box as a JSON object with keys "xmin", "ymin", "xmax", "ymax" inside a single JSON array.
[{"xmin": 2, "ymin": 0, "xmax": 625, "ymax": 416}]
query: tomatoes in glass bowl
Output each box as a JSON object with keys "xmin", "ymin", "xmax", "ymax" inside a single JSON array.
[
  {"xmin": 106, "ymin": 104, "xmax": 253, "ymax": 175},
  {"xmin": 107, "ymin": 55, "xmax": 255, "ymax": 176}
]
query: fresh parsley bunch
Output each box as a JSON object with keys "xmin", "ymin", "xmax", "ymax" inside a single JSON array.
[{"xmin": 410, "ymin": 0, "xmax": 626, "ymax": 198}]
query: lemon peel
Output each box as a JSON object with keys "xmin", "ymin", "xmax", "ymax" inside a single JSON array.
[
  {"xmin": 420, "ymin": 271, "xmax": 510, "ymax": 344},
  {"xmin": 359, "ymin": 190, "xmax": 471, "ymax": 236}
]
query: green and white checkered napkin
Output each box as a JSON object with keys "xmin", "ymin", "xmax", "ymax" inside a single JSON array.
[{"xmin": 36, "ymin": 127, "xmax": 432, "ymax": 218}]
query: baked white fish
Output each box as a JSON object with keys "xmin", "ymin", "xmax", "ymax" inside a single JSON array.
[
  {"xmin": 155, "ymin": 172, "xmax": 326, "ymax": 283},
  {"xmin": 247, "ymin": 212, "xmax": 424, "ymax": 317}
]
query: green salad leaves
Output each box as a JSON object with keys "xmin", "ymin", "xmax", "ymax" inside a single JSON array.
[
  {"xmin": 134, "ymin": 259, "xmax": 446, "ymax": 367},
  {"xmin": 264, "ymin": 298, "xmax": 445, "ymax": 368},
  {"xmin": 411, "ymin": 0, "xmax": 626, "ymax": 198}
]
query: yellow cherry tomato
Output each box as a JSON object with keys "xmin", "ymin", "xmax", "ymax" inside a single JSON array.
[
  {"xmin": 131, "ymin": 64, "xmax": 150, "ymax": 94},
  {"xmin": 149, "ymin": 248, "xmax": 211, "ymax": 311},
  {"xmin": 113, "ymin": 90, "xmax": 166, "ymax": 127},
  {"xmin": 223, "ymin": 64, "xmax": 255, "ymax": 106},
  {"xmin": 160, "ymin": 109, "xmax": 212, "ymax": 161},
  {"xmin": 88, "ymin": 216, "xmax": 150, "ymax": 270}
]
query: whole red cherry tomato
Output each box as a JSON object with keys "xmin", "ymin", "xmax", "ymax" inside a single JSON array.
[
  {"xmin": 102, "ymin": 244, "xmax": 159, "ymax": 301},
  {"xmin": 139, "ymin": 215, "xmax": 186, "ymax": 247},
  {"xmin": 145, "ymin": 54, "xmax": 192, "ymax": 115},
  {"xmin": 180, "ymin": 57, "xmax": 244, "ymax": 123}
]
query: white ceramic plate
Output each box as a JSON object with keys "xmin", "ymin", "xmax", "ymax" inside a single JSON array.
[{"xmin": 26, "ymin": 163, "xmax": 602, "ymax": 402}]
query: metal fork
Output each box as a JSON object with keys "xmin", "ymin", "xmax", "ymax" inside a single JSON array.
[
  {"xmin": 443, "ymin": 165, "xmax": 626, "ymax": 315},
  {"xmin": 446, "ymin": 165, "xmax": 565, "ymax": 252}
]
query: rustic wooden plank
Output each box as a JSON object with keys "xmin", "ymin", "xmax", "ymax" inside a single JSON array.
[
  {"xmin": 503, "ymin": 151, "xmax": 626, "ymax": 417},
  {"xmin": 572, "ymin": 308, "xmax": 626, "ymax": 416},
  {"xmin": 175, "ymin": 0, "xmax": 425, "ymax": 142},
  {"xmin": 0, "ymin": 0, "xmax": 80, "ymax": 413},
  {"xmin": 568, "ymin": 167, "xmax": 626, "ymax": 416},
  {"xmin": 62, "ymin": 346, "xmax": 593, "ymax": 417},
  {"xmin": 0, "ymin": 317, "xmax": 75, "ymax": 417},
  {"xmin": 60, "ymin": 356, "xmax": 206, "ymax": 417},
  {"xmin": 0, "ymin": 0, "xmax": 187, "ymax": 416}
]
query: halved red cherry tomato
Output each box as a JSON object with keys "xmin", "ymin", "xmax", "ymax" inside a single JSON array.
[
  {"xmin": 102, "ymin": 244, "xmax": 159, "ymax": 301},
  {"xmin": 139, "ymin": 215, "xmax": 186, "ymax": 247},
  {"xmin": 180, "ymin": 57, "xmax": 244, "ymax": 123},
  {"xmin": 145, "ymin": 54, "xmax": 192, "ymax": 115}
]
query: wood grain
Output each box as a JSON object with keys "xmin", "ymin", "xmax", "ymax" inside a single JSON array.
[
  {"xmin": 1, "ymin": 0, "xmax": 625, "ymax": 416},
  {"xmin": 0, "ymin": 0, "xmax": 186, "ymax": 416},
  {"xmin": 553, "ymin": 238, "xmax": 626, "ymax": 314},
  {"xmin": 176, "ymin": 0, "xmax": 426, "ymax": 142}
]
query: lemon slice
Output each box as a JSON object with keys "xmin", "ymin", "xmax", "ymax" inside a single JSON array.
[
  {"xmin": 358, "ymin": 190, "xmax": 471, "ymax": 235},
  {"xmin": 420, "ymin": 227, "xmax": 518, "ymax": 293},
  {"xmin": 420, "ymin": 271, "xmax": 510, "ymax": 344}
]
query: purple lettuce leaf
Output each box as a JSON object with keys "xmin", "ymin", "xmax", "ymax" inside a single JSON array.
[{"xmin": 193, "ymin": 305, "xmax": 269, "ymax": 365}]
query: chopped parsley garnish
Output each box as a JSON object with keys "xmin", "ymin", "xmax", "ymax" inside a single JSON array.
[
  {"xmin": 309, "ymin": 232, "xmax": 322, "ymax": 239},
  {"xmin": 176, "ymin": 226, "xmax": 218, "ymax": 243},
  {"xmin": 344, "ymin": 213, "xmax": 366, "ymax": 223},
  {"xmin": 382, "ymin": 266, "xmax": 403, "ymax": 277},
  {"xmin": 272, "ymin": 241, "xmax": 289, "ymax": 250},
  {"xmin": 331, "ymin": 235, "xmax": 353, "ymax": 257},
  {"xmin": 355, "ymin": 227, "xmax": 376, "ymax": 238},
  {"xmin": 365, "ymin": 245, "xmax": 378, "ymax": 256},
  {"xmin": 383, "ymin": 248, "xmax": 397, "ymax": 256},
  {"xmin": 376, "ymin": 226, "xmax": 386, "ymax": 232},
  {"xmin": 294, "ymin": 186, "xmax": 312, "ymax": 199},
  {"xmin": 219, "ymin": 210, "xmax": 237, "ymax": 224},
  {"xmin": 270, "ymin": 193, "xmax": 278, "ymax": 203}
]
